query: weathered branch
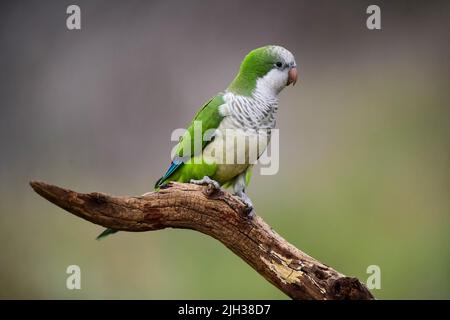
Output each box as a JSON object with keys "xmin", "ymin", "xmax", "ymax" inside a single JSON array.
[{"xmin": 30, "ymin": 181, "xmax": 374, "ymax": 300}]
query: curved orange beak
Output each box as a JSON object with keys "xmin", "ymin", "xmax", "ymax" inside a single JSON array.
[{"xmin": 287, "ymin": 67, "xmax": 298, "ymax": 86}]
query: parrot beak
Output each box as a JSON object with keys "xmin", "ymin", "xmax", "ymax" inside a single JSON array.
[{"xmin": 287, "ymin": 67, "xmax": 298, "ymax": 86}]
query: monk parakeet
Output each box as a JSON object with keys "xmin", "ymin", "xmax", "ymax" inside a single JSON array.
[{"xmin": 97, "ymin": 45, "xmax": 297, "ymax": 239}]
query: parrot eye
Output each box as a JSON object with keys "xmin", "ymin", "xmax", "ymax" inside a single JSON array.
[{"xmin": 275, "ymin": 62, "xmax": 283, "ymax": 68}]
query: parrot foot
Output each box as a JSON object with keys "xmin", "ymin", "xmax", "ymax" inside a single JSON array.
[
  {"xmin": 190, "ymin": 176, "xmax": 221, "ymax": 196},
  {"xmin": 235, "ymin": 191, "xmax": 255, "ymax": 218}
]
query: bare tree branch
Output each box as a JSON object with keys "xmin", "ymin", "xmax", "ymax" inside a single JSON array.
[{"xmin": 30, "ymin": 181, "xmax": 374, "ymax": 300}]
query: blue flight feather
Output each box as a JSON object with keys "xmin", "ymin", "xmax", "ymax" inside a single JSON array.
[{"xmin": 154, "ymin": 157, "xmax": 184, "ymax": 188}]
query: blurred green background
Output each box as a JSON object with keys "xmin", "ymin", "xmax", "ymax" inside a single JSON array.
[{"xmin": 1, "ymin": 0, "xmax": 449, "ymax": 299}]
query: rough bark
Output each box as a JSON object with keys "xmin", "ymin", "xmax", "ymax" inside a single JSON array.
[{"xmin": 30, "ymin": 181, "xmax": 374, "ymax": 300}]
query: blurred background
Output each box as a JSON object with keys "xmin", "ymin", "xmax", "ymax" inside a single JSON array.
[{"xmin": 0, "ymin": 0, "xmax": 449, "ymax": 299}]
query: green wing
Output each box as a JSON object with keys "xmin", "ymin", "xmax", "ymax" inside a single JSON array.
[{"xmin": 155, "ymin": 94, "xmax": 225, "ymax": 188}]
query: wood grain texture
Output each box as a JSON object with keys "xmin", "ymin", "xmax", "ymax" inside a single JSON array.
[{"xmin": 30, "ymin": 181, "xmax": 374, "ymax": 300}]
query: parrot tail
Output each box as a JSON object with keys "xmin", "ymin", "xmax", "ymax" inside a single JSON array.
[{"xmin": 96, "ymin": 228, "xmax": 118, "ymax": 240}]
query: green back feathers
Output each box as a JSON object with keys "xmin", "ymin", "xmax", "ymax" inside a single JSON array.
[
  {"xmin": 227, "ymin": 46, "xmax": 278, "ymax": 96},
  {"xmin": 154, "ymin": 94, "xmax": 225, "ymax": 188},
  {"xmin": 175, "ymin": 94, "xmax": 225, "ymax": 159}
]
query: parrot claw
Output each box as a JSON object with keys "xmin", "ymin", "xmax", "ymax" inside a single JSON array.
[
  {"xmin": 244, "ymin": 206, "xmax": 255, "ymax": 218},
  {"xmin": 235, "ymin": 191, "xmax": 255, "ymax": 218},
  {"xmin": 190, "ymin": 176, "xmax": 221, "ymax": 190}
]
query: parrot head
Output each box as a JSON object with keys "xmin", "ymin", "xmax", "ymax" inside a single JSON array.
[{"xmin": 227, "ymin": 45, "xmax": 297, "ymax": 97}]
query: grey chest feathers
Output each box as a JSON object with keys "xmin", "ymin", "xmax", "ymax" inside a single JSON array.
[{"xmin": 220, "ymin": 94, "xmax": 279, "ymax": 132}]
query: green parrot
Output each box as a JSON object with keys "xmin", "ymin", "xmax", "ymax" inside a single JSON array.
[{"xmin": 97, "ymin": 45, "xmax": 297, "ymax": 240}]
